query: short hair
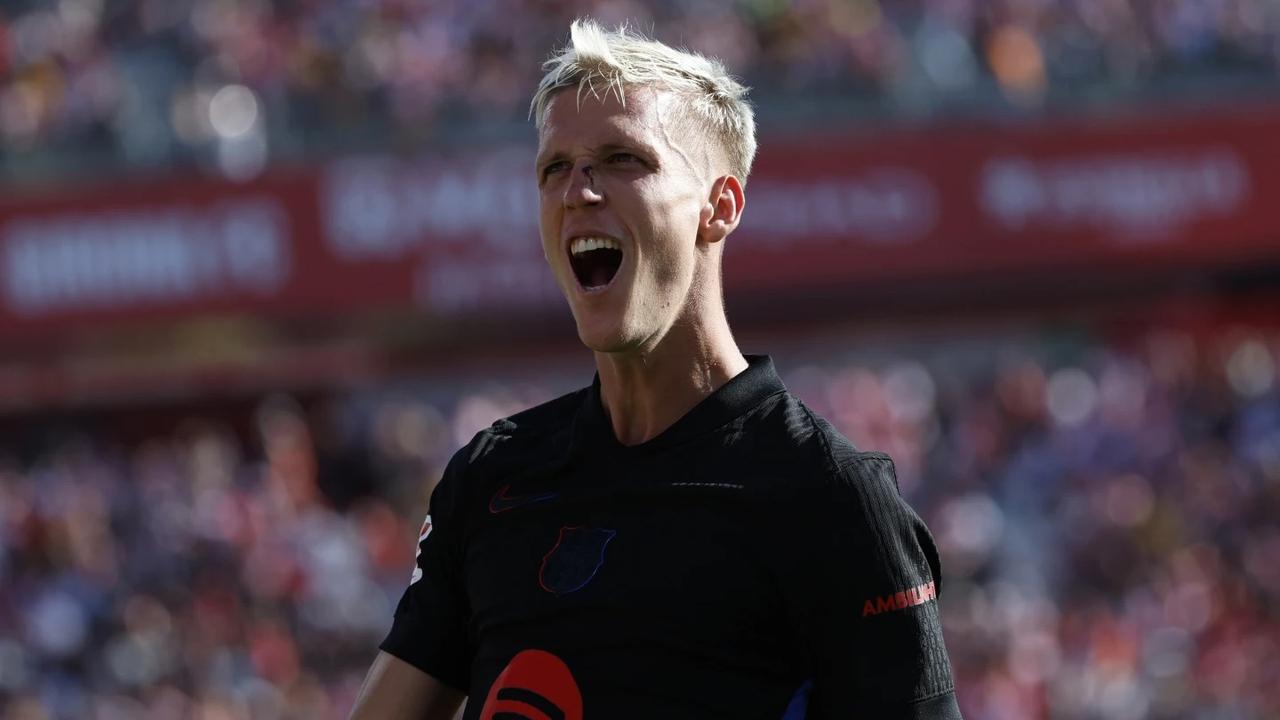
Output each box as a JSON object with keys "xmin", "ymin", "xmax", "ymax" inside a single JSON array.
[{"xmin": 530, "ymin": 19, "xmax": 757, "ymax": 183}]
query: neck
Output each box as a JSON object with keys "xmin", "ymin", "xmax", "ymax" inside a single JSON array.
[{"xmin": 595, "ymin": 304, "xmax": 747, "ymax": 446}]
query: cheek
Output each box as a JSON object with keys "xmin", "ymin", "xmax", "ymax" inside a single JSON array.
[
  {"xmin": 650, "ymin": 203, "xmax": 702, "ymax": 272},
  {"xmin": 638, "ymin": 237, "xmax": 695, "ymax": 303},
  {"xmin": 538, "ymin": 201, "xmax": 560, "ymax": 257},
  {"xmin": 634, "ymin": 182, "xmax": 700, "ymax": 245}
]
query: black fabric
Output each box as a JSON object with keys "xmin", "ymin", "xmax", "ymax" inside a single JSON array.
[
  {"xmin": 381, "ymin": 355, "xmax": 961, "ymax": 719},
  {"xmin": 905, "ymin": 691, "xmax": 966, "ymax": 720}
]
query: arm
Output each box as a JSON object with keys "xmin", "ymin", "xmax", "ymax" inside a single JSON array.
[
  {"xmin": 366, "ymin": 448, "xmax": 474, "ymax": 716},
  {"xmin": 349, "ymin": 651, "xmax": 465, "ymax": 720},
  {"xmin": 784, "ymin": 454, "xmax": 962, "ymax": 718}
]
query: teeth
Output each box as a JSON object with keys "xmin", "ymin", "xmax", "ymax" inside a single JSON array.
[{"xmin": 570, "ymin": 236, "xmax": 621, "ymax": 256}]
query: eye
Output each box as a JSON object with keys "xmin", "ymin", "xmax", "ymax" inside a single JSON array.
[
  {"xmin": 607, "ymin": 152, "xmax": 640, "ymax": 164},
  {"xmin": 541, "ymin": 160, "xmax": 570, "ymax": 179}
]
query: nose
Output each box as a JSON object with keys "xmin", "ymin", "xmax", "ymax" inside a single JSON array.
[{"xmin": 564, "ymin": 162, "xmax": 603, "ymax": 209}]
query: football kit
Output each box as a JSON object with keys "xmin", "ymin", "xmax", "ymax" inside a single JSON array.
[{"xmin": 382, "ymin": 356, "xmax": 962, "ymax": 719}]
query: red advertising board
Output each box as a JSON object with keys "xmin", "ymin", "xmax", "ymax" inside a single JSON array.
[{"xmin": 3, "ymin": 105, "xmax": 1280, "ymax": 340}]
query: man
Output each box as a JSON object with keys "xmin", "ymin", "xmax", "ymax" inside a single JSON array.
[{"xmin": 351, "ymin": 19, "xmax": 961, "ymax": 720}]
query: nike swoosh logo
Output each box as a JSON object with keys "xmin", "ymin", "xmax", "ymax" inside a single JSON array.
[{"xmin": 489, "ymin": 484, "xmax": 559, "ymax": 513}]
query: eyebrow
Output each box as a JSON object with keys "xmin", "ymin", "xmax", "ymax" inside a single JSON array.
[
  {"xmin": 535, "ymin": 150, "xmax": 568, "ymax": 170},
  {"xmin": 600, "ymin": 142, "xmax": 655, "ymax": 159},
  {"xmin": 535, "ymin": 141, "xmax": 658, "ymax": 171}
]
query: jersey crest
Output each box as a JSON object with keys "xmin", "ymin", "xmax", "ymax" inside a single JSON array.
[{"xmin": 539, "ymin": 526, "xmax": 616, "ymax": 595}]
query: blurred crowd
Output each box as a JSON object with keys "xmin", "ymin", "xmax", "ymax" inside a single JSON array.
[
  {"xmin": 2, "ymin": 0, "xmax": 1278, "ymax": 178},
  {"xmin": 1, "ymin": 322, "xmax": 1278, "ymax": 719},
  {"xmin": 793, "ymin": 326, "xmax": 1280, "ymax": 719}
]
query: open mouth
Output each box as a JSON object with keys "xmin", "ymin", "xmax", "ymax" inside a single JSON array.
[{"xmin": 569, "ymin": 237, "xmax": 624, "ymax": 291}]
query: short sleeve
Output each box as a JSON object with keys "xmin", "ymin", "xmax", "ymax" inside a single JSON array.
[
  {"xmin": 379, "ymin": 447, "xmax": 472, "ymax": 693},
  {"xmin": 782, "ymin": 454, "xmax": 962, "ymax": 719}
]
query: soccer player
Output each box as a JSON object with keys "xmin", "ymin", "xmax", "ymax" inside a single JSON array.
[{"xmin": 350, "ymin": 19, "xmax": 961, "ymax": 720}]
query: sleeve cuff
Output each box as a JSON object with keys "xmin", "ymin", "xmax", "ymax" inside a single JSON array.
[
  {"xmin": 901, "ymin": 689, "xmax": 963, "ymax": 720},
  {"xmin": 378, "ymin": 614, "xmax": 470, "ymax": 694}
]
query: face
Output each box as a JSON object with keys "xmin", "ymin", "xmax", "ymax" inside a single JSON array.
[{"xmin": 536, "ymin": 87, "xmax": 718, "ymax": 354}]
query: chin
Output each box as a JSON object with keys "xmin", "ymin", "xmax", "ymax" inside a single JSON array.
[
  {"xmin": 573, "ymin": 316, "xmax": 639, "ymax": 354},
  {"xmin": 576, "ymin": 326, "xmax": 627, "ymax": 354}
]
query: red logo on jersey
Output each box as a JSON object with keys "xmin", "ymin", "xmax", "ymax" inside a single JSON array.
[
  {"xmin": 480, "ymin": 649, "xmax": 582, "ymax": 720},
  {"xmin": 862, "ymin": 581, "xmax": 936, "ymax": 617}
]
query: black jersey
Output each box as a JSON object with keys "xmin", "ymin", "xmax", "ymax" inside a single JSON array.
[{"xmin": 381, "ymin": 356, "xmax": 961, "ymax": 719}]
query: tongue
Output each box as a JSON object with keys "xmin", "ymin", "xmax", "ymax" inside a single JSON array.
[{"xmin": 587, "ymin": 263, "xmax": 613, "ymax": 288}]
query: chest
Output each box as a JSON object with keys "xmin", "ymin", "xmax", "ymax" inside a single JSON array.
[{"xmin": 462, "ymin": 488, "xmax": 787, "ymax": 647}]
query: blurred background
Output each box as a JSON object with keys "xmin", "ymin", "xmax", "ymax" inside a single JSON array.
[{"xmin": 2, "ymin": 1, "xmax": 1280, "ymax": 718}]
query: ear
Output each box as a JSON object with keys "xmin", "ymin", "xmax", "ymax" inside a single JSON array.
[{"xmin": 699, "ymin": 175, "xmax": 745, "ymax": 244}]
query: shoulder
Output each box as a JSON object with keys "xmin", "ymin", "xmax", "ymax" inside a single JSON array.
[
  {"xmin": 499, "ymin": 385, "xmax": 590, "ymax": 433},
  {"xmin": 434, "ymin": 386, "xmax": 587, "ymax": 500},
  {"xmin": 460, "ymin": 386, "xmax": 587, "ymax": 464},
  {"xmin": 424, "ymin": 387, "xmax": 586, "ymax": 530},
  {"xmin": 741, "ymin": 392, "xmax": 896, "ymax": 497},
  {"xmin": 765, "ymin": 407, "xmax": 942, "ymax": 591},
  {"xmin": 801, "ymin": 408, "xmax": 907, "ymax": 518}
]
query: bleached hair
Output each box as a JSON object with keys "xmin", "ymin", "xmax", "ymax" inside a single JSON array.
[{"xmin": 531, "ymin": 19, "xmax": 757, "ymax": 182}]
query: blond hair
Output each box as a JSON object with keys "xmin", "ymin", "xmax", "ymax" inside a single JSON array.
[{"xmin": 530, "ymin": 19, "xmax": 757, "ymax": 182}]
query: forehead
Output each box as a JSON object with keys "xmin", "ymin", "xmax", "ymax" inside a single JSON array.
[{"xmin": 537, "ymin": 86, "xmax": 673, "ymax": 155}]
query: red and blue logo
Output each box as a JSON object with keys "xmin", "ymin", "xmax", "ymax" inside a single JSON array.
[
  {"xmin": 489, "ymin": 484, "xmax": 559, "ymax": 513},
  {"xmin": 538, "ymin": 526, "xmax": 616, "ymax": 596}
]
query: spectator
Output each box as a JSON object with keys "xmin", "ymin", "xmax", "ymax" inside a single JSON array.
[{"xmin": 1, "ymin": 0, "xmax": 1277, "ymax": 180}]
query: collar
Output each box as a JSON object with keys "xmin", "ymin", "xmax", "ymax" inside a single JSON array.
[{"xmin": 574, "ymin": 354, "xmax": 786, "ymax": 454}]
